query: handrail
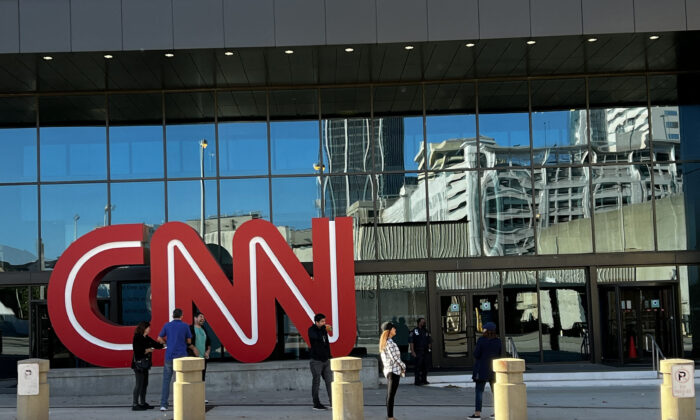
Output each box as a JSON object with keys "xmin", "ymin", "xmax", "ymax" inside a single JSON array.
[
  {"xmin": 644, "ymin": 333, "xmax": 666, "ymax": 377},
  {"xmin": 506, "ymin": 336, "xmax": 519, "ymax": 359}
]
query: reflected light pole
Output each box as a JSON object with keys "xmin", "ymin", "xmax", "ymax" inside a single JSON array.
[
  {"xmin": 199, "ymin": 139, "xmax": 208, "ymax": 237},
  {"xmin": 103, "ymin": 204, "xmax": 116, "ymax": 226},
  {"xmin": 313, "ymin": 162, "xmax": 325, "ymax": 217},
  {"xmin": 73, "ymin": 214, "xmax": 80, "ymax": 242}
]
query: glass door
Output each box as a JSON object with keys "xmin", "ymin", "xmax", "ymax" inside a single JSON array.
[{"xmin": 437, "ymin": 292, "xmax": 500, "ymax": 367}]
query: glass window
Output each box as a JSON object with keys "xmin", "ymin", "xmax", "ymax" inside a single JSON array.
[
  {"xmin": 503, "ymin": 270, "xmax": 540, "ymax": 363},
  {"xmin": 167, "ymin": 180, "xmax": 218, "ymax": 246},
  {"xmin": 379, "ymin": 273, "xmax": 427, "ymax": 361},
  {"xmin": 482, "ymin": 168, "xmax": 535, "ymax": 256},
  {"xmin": 679, "ymin": 266, "xmax": 693, "ymax": 358},
  {"xmin": 376, "ymin": 178, "xmax": 428, "ymax": 259},
  {"xmin": 0, "ymin": 97, "xmax": 36, "ymax": 183},
  {"xmin": 538, "ymin": 269, "xmax": 589, "ymax": 362},
  {"xmin": 40, "ymin": 183, "xmax": 107, "ymax": 268},
  {"xmin": 324, "ymin": 174, "xmax": 375, "ymax": 261},
  {"xmin": 373, "ymin": 85, "xmax": 424, "ymax": 172},
  {"xmin": 355, "ymin": 275, "xmax": 379, "ymax": 356},
  {"xmin": 219, "ymin": 178, "xmax": 270, "ymax": 262},
  {"xmin": 531, "ymin": 79, "xmax": 587, "ymax": 166},
  {"xmin": 109, "ymin": 93, "xmax": 164, "ymax": 180},
  {"xmin": 425, "ymin": 83, "xmax": 477, "ymax": 170},
  {"xmin": 535, "ymin": 166, "xmax": 593, "ymax": 254},
  {"xmin": 0, "ymin": 286, "xmax": 32, "ymax": 357},
  {"xmin": 592, "ymin": 165, "xmax": 654, "ymax": 252},
  {"xmin": 270, "ymin": 90, "xmax": 319, "ymax": 175},
  {"xmin": 429, "ymin": 170, "xmax": 481, "ymax": 257},
  {"xmin": 271, "ymin": 177, "xmax": 318, "ymax": 262},
  {"xmin": 110, "ymin": 181, "xmax": 165, "ymax": 228},
  {"xmin": 436, "ymin": 271, "xmax": 499, "ymax": 290},
  {"xmin": 478, "ymin": 81, "xmax": 530, "ymax": 168},
  {"xmin": 165, "ymin": 92, "xmax": 216, "ymax": 178},
  {"xmin": 39, "ymin": 96, "xmax": 107, "ymax": 181},
  {"xmin": 218, "ymin": 90, "xmax": 268, "ymax": 177},
  {"xmin": 120, "ymin": 282, "xmax": 151, "ymax": 325},
  {"xmin": 0, "ymin": 186, "xmax": 38, "ymax": 271},
  {"xmin": 649, "ymin": 75, "xmax": 680, "ymax": 162},
  {"xmin": 321, "ymin": 88, "xmax": 372, "ymax": 175},
  {"xmin": 655, "ymin": 161, "xmax": 686, "ymax": 251}
]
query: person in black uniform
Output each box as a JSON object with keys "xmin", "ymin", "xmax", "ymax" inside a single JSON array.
[
  {"xmin": 131, "ymin": 321, "xmax": 163, "ymax": 410},
  {"xmin": 408, "ymin": 317, "xmax": 432, "ymax": 385}
]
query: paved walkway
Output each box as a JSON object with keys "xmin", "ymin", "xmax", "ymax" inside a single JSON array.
[{"xmin": 2, "ymin": 382, "xmax": 699, "ymax": 419}]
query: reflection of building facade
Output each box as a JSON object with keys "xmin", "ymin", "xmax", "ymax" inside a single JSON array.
[{"xmin": 0, "ymin": 3, "xmax": 699, "ymax": 377}]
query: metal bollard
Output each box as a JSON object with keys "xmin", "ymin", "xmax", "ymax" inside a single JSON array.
[
  {"xmin": 660, "ymin": 358, "xmax": 696, "ymax": 420},
  {"xmin": 493, "ymin": 358, "xmax": 527, "ymax": 420},
  {"xmin": 331, "ymin": 357, "xmax": 364, "ymax": 420},
  {"xmin": 173, "ymin": 357, "xmax": 205, "ymax": 420},
  {"xmin": 17, "ymin": 358, "xmax": 50, "ymax": 420}
]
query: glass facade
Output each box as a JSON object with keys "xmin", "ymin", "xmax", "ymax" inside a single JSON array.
[{"xmin": 0, "ymin": 36, "xmax": 699, "ymax": 372}]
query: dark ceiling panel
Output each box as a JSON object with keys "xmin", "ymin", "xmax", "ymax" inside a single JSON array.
[
  {"xmin": 109, "ymin": 92, "xmax": 163, "ymax": 124},
  {"xmin": 422, "ymin": 42, "xmax": 476, "ymax": 81},
  {"xmin": 318, "ymin": 45, "xmax": 371, "ymax": 85},
  {"xmin": 320, "ymin": 87, "xmax": 371, "ymax": 118},
  {"xmin": 106, "ymin": 51, "xmax": 163, "ymax": 90},
  {"xmin": 37, "ymin": 53, "xmax": 106, "ymax": 91},
  {"xmin": 0, "ymin": 96, "xmax": 36, "ymax": 127},
  {"xmin": 162, "ymin": 50, "xmax": 216, "ymax": 89},
  {"xmin": 266, "ymin": 47, "xmax": 318, "ymax": 86},
  {"xmin": 0, "ymin": 55, "xmax": 36, "ymax": 92},
  {"xmin": 217, "ymin": 90, "xmax": 267, "ymax": 121},
  {"xmin": 373, "ymin": 84, "xmax": 422, "ymax": 116},
  {"xmin": 474, "ymin": 39, "xmax": 527, "ymax": 78},
  {"xmin": 531, "ymin": 78, "xmax": 586, "ymax": 110},
  {"xmin": 588, "ymin": 76, "xmax": 647, "ymax": 107},
  {"xmin": 478, "ymin": 80, "xmax": 529, "ymax": 113},
  {"xmin": 424, "ymin": 83, "xmax": 476, "ymax": 114},
  {"xmin": 371, "ymin": 44, "xmax": 424, "ymax": 82}
]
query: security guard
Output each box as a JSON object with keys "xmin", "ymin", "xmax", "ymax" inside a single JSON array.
[{"xmin": 408, "ymin": 317, "xmax": 432, "ymax": 385}]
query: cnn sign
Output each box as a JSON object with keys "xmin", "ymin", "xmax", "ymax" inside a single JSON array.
[{"xmin": 47, "ymin": 218, "xmax": 356, "ymax": 367}]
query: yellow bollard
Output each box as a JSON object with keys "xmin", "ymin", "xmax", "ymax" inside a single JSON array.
[
  {"xmin": 660, "ymin": 358, "xmax": 696, "ymax": 420},
  {"xmin": 493, "ymin": 358, "xmax": 527, "ymax": 420},
  {"xmin": 17, "ymin": 358, "xmax": 50, "ymax": 420},
  {"xmin": 173, "ymin": 356, "xmax": 205, "ymax": 420},
  {"xmin": 331, "ymin": 357, "xmax": 364, "ymax": 420}
]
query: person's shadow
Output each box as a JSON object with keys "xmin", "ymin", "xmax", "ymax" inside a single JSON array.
[{"xmin": 393, "ymin": 316, "xmax": 410, "ymax": 360}]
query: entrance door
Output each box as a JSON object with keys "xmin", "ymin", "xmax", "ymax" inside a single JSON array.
[
  {"xmin": 600, "ymin": 285, "xmax": 676, "ymax": 364},
  {"xmin": 437, "ymin": 292, "xmax": 500, "ymax": 367}
]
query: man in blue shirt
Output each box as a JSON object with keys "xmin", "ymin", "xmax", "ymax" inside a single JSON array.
[{"xmin": 157, "ymin": 308, "xmax": 198, "ymax": 411}]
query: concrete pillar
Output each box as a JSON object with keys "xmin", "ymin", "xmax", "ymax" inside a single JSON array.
[
  {"xmin": 660, "ymin": 358, "xmax": 696, "ymax": 420},
  {"xmin": 173, "ymin": 356, "xmax": 205, "ymax": 420},
  {"xmin": 493, "ymin": 358, "xmax": 527, "ymax": 420},
  {"xmin": 331, "ymin": 356, "xmax": 364, "ymax": 420},
  {"xmin": 17, "ymin": 358, "xmax": 50, "ymax": 420}
]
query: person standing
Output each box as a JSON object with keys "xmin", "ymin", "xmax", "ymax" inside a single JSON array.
[
  {"xmin": 408, "ymin": 317, "xmax": 432, "ymax": 385},
  {"xmin": 157, "ymin": 308, "xmax": 198, "ymax": 412},
  {"xmin": 380, "ymin": 321, "xmax": 405, "ymax": 420},
  {"xmin": 468, "ymin": 322, "xmax": 502, "ymax": 419},
  {"xmin": 131, "ymin": 321, "xmax": 162, "ymax": 410},
  {"xmin": 308, "ymin": 313, "xmax": 333, "ymax": 410},
  {"xmin": 189, "ymin": 312, "xmax": 211, "ymax": 403}
]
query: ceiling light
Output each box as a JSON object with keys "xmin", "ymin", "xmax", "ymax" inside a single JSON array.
[
  {"xmin": 649, "ymin": 35, "xmax": 660, "ymax": 40},
  {"xmin": 285, "ymin": 49, "xmax": 294, "ymax": 54},
  {"xmin": 103, "ymin": 54, "xmax": 113, "ymax": 59},
  {"xmin": 404, "ymin": 45, "xmax": 414, "ymax": 50},
  {"xmin": 465, "ymin": 43, "xmax": 476, "ymax": 48},
  {"xmin": 526, "ymin": 40, "xmax": 536, "ymax": 45},
  {"xmin": 587, "ymin": 38, "xmax": 597, "ymax": 43},
  {"xmin": 345, "ymin": 47, "xmax": 354, "ymax": 53},
  {"xmin": 224, "ymin": 51, "xmax": 234, "ymax": 56},
  {"xmin": 164, "ymin": 53, "xmax": 174, "ymax": 58},
  {"xmin": 42, "ymin": 56, "xmax": 53, "ymax": 61}
]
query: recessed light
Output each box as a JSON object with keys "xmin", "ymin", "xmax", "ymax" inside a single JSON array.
[
  {"xmin": 345, "ymin": 47, "xmax": 354, "ymax": 53},
  {"xmin": 285, "ymin": 49, "xmax": 294, "ymax": 54},
  {"xmin": 224, "ymin": 51, "xmax": 234, "ymax": 56},
  {"xmin": 587, "ymin": 38, "xmax": 597, "ymax": 43},
  {"xmin": 649, "ymin": 35, "xmax": 660, "ymax": 40},
  {"xmin": 164, "ymin": 53, "xmax": 174, "ymax": 58},
  {"xmin": 465, "ymin": 43, "xmax": 476, "ymax": 48},
  {"xmin": 526, "ymin": 40, "xmax": 536, "ymax": 45},
  {"xmin": 404, "ymin": 45, "xmax": 414, "ymax": 50},
  {"xmin": 42, "ymin": 56, "xmax": 53, "ymax": 61},
  {"xmin": 103, "ymin": 54, "xmax": 113, "ymax": 59}
]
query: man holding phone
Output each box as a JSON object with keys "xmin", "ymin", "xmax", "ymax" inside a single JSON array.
[{"xmin": 308, "ymin": 313, "xmax": 333, "ymax": 410}]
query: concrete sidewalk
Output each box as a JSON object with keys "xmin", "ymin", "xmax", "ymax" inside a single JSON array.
[{"xmin": 1, "ymin": 382, "xmax": 698, "ymax": 420}]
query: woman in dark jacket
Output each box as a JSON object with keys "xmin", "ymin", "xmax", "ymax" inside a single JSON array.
[
  {"xmin": 131, "ymin": 321, "xmax": 162, "ymax": 410},
  {"xmin": 468, "ymin": 322, "xmax": 502, "ymax": 419}
]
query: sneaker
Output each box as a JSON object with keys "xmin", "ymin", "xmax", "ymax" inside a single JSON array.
[
  {"xmin": 160, "ymin": 406, "xmax": 167, "ymax": 412},
  {"xmin": 205, "ymin": 399, "xmax": 209, "ymax": 404},
  {"xmin": 467, "ymin": 415, "xmax": 481, "ymax": 419},
  {"xmin": 312, "ymin": 404, "xmax": 327, "ymax": 410}
]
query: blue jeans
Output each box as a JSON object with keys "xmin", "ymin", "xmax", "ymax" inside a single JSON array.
[
  {"xmin": 160, "ymin": 360, "xmax": 174, "ymax": 408},
  {"xmin": 474, "ymin": 380, "xmax": 493, "ymax": 412}
]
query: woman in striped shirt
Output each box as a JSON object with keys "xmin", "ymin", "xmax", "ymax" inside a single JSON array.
[{"xmin": 380, "ymin": 321, "xmax": 406, "ymax": 420}]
